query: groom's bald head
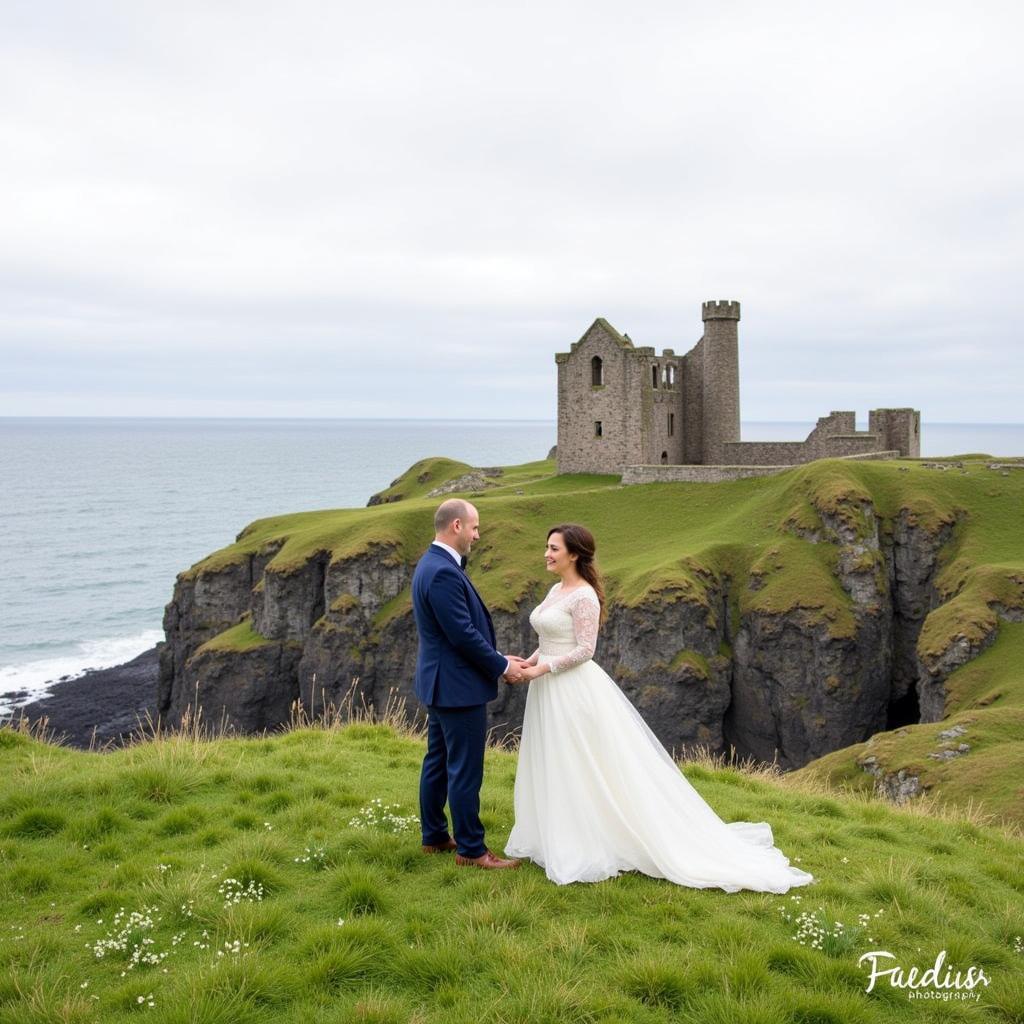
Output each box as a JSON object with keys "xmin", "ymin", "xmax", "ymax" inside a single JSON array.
[
  {"xmin": 434, "ymin": 499, "xmax": 480, "ymax": 556},
  {"xmin": 434, "ymin": 498, "xmax": 474, "ymax": 533}
]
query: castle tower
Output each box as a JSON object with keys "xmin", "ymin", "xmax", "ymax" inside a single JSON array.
[{"xmin": 700, "ymin": 299, "xmax": 741, "ymax": 464}]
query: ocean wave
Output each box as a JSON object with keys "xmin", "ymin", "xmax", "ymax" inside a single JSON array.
[{"xmin": 0, "ymin": 630, "xmax": 163, "ymax": 717}]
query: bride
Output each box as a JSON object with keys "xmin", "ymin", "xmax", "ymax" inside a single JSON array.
[{"xmin": 503, "ymin": 523, "xmax": 815, "ymax": 892}]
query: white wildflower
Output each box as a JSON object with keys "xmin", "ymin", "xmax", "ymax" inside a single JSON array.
[
  {"xmin": 347, "ymin": 797, "xmax": 419, "ymax": 834},
  {"xmin": 217, "ymin": 877, "xmax": 265, "ymax": 908}
]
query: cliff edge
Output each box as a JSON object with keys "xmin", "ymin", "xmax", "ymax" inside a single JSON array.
[{"xmin": 158, "ymin": 454, "xmax": 1024, "ymax": 825}]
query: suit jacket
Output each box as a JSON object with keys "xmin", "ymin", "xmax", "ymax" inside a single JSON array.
[{"xmin": 412, "ymin": 544, "xmax": 507, "ymax": 707}]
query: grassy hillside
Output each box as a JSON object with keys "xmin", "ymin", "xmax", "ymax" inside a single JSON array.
[
  {"xmin": 367, "ymin": 458, "xmax": 475, "ymax": 504},
  {"xmin": 1, "ymin": 715, "xmax": 1022, "ymax": 1023},
  {"xmin": 181, "ymin": 454, "xmax": 1024, "ymax": 826}
]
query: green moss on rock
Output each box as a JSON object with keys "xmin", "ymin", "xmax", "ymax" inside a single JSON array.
[{"xmin": 197, "ymin": 619, "xmax": 274, "ymax": 655}]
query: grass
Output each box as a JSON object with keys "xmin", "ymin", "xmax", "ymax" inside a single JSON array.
[
  {"xmin": 794, "ymin": 703, "xmax": 1024, "ymax": 828},
  {"xmin": 1, "ymin": 706, "xmax": 1022, "ymax": 1024}
]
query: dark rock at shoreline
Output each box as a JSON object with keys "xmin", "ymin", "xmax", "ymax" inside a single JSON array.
[{"xmin": 1, "ymin": 645, "xmax": 161, "ymax": 749}]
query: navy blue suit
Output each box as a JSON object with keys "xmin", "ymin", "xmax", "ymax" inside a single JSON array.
[{"xmin": 412, "ymin": 543, "xmax": 508, "ymax": 857}]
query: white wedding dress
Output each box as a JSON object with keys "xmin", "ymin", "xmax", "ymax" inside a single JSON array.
[{"xmin": 504, "ymin": 582, "xmax": 816, "ymax": 892}]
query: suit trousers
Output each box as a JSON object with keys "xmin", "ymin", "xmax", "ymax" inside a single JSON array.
[{"xmin": 419, "ymin": 703, "xmax": 488, "ymax": 858}]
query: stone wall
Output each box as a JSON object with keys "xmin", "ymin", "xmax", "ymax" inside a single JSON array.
[
  {"xmin": 718, "ymin": 411, "xmax": 903, "ymax": 466},
  {"xmin": 621, "ymin": 464, "xmax": 791, "ymax": 484},
  {"xmin": 822, "ymin": 435, "xmax": 890, "ymax": 458},
  {"xmin": 645, "ymin": 381, "xmax": 684, "ymax": 464},
  {"xmin": 681, "ymin": 337, "xmax": 704, "ymax": 465},
  {"xmin": 833, "ymin": 449, "xmax": 901, "ymax": 461},
  {"xmin": 622, "ymin": 347, "xmax": 649, "ymax": 474},
  {"xmin": 720, "ymin": 435, "xmax": 887, "ymax": 466},
  {"xmin": 621, "ymin": 450, "xmax": 900, "ymax": 485},
  {"xmin": 722, "ymin": 441, "xmax": 812, "ymax": 466}
]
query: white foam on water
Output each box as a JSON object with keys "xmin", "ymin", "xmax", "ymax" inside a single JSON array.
[{"xmin": 0, "ymin": 630, "xmax": 163, "ymax": 717}]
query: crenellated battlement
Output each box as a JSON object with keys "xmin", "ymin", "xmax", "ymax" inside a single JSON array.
[{"xmin": 701, "ymin": 299, "xmax": 741, "ymax": 322}]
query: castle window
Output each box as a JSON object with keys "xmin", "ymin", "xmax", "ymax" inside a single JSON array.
[
  {"xmin": 652, "ymin": 365, "xmax": 659, "ymax": 389},
  {"xmin": 667, "ymin": 365, "xmax": 676, "ymax": 387},
  {"xmin": 661, "ymin": 451, "xmax": 668, "ymax": 464},
  {"xmin": 668, "ymin": 412, "xmax": 675, "ymax": 437},
  {"xmin": 594, "ymin": 421, "xmax": 603, "ymax": 438},
  {"xmin": 591, "ymin": 355, "xmax": 603, "ymax": 386}
]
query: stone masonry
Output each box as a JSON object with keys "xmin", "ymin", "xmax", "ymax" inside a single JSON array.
[{"xmin": 555, "ymin": 300, "xmax": 921, "ymax": 476}]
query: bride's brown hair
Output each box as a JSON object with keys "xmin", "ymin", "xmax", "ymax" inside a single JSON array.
[{"xmin": 547, "ymin": 523, "xmax": 607, "ymax": 623}]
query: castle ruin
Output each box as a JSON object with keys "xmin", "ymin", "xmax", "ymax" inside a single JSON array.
[{"xmin": 555, "ymin": 300, "xmax": 920, "ymax": 478}]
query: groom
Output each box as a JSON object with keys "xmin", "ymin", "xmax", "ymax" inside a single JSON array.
[{"xmin": 412, "ymin": 498, "xmax": 524, "ymax": 869}]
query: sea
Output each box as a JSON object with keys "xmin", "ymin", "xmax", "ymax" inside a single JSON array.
[{"xmin": 2, "ymin": 417, "xmax": 1022, "ymax": 714}]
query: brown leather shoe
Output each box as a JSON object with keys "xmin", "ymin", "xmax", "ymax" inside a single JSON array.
[
  {"xmin": 455, "ymin": 849, "xmax": 520, "ymax": 869},
  {"xmin": 422, "ymin": 837, "xmax": 458, "ymax": 854}
]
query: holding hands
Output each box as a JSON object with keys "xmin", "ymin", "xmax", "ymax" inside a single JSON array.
[{"xmin": 503, "ymin": 655, "xmax": 546, "ymax": 685}]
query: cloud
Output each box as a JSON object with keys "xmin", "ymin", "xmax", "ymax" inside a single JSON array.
[{"xmin": 1, "ymin": 0, "xmax": 1021, "ymax": 420}]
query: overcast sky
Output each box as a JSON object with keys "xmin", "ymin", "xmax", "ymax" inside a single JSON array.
[{"xmin": 1, "ymin": 1, "xmax": 1021, "ymax": 421}]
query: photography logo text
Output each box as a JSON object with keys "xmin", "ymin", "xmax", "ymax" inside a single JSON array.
[{"xmin": 858, "ymin": 949, "xmax": 991, "ymax": 1002}]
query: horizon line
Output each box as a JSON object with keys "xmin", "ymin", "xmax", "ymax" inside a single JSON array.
[{"xmin": 3, "ymin": 416, "xmax": 1024, "ymax": 427}]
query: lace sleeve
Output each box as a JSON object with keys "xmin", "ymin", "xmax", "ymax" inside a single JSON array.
[{"xmin": 547, "ymin": 591, "xmax": 600, "ymax": 674}]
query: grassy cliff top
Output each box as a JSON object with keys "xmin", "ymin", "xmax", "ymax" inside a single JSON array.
[
  {"xmin": 185, "ymin": 454, "xmax": 1024, "ymax": 637},
  {"xmin": 1, "ymin": 718, "xmax": 1022, "ymax": 1022}
]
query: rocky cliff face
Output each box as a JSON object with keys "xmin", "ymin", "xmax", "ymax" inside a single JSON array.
[
  {"xmin": 159, "ymin": 490, "xmax": 995, "ymax": 769},
  {"xmin": 725, "ymin": 506, "xmax": 954, "ymax": 767},
  {"xmin": 158, "ymin": 549, "xmax": 731, "ymax": 752}
]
